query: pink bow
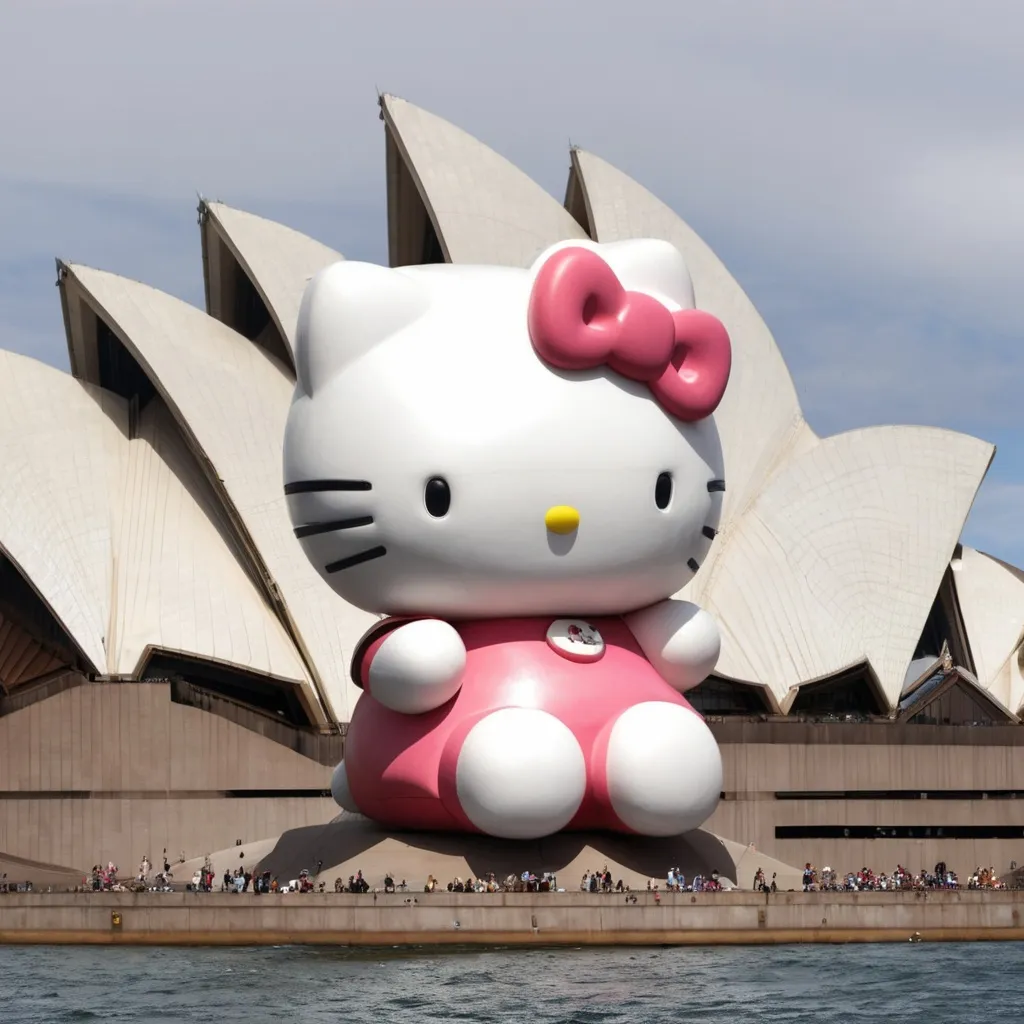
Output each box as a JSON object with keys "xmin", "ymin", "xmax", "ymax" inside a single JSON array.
[{"xmin": 527, "ymin": 247, "xmax": 732, "ymax": 422}]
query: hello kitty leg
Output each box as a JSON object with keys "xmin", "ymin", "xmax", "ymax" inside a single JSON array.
[
  {"xmin": 454, "ymin": 709, "xmax": 586, "ymax": 840},
  {"xmin": 604, "ymin": 701, "xmax": 722, "ymax": 836},
  {"xmin": 330, "ymin": 760, "xmax": 360, "ymax": 814}
]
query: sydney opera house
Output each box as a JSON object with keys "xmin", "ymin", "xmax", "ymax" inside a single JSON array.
[{"xmin": 1, "ymin": 95, "xmax": 1023, "ymax": 881}]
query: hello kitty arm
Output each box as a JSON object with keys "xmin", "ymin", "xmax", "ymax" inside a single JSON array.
[
  {"xmin": 351, "ymin": 617, "xmax": 466, "ymax": 714},
  {"xmin": 623, "ymin": 599, "xmax": 721, "ymax": 693}
]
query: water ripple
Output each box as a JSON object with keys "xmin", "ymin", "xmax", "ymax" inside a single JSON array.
[{"xmin": 2, "ymin": 943, "xmax": 1023, "ymax": 1023}]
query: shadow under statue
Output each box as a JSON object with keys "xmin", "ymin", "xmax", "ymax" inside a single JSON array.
[{"xmin": 255, "ymin": 814, "xmax": 770, "ymax": 890}]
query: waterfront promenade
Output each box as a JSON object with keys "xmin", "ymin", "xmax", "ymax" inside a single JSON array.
[{"xmin": 2, "ymin": 890, "xmax": 1024, "ymax": 946}]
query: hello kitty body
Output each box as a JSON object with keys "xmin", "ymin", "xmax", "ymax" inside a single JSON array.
[{"xmin": 283, "ymin": 238, "xmax": 732, "ymax": 840}]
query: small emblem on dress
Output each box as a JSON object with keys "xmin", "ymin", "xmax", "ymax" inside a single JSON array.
[{"xmin": 546, "ymin": 619, "xmax": 605, "ymax": 662}]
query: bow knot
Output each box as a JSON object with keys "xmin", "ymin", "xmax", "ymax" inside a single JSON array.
[{"xmin": 527, "ymin": 247, "xmax": 731, "ymax": 422}]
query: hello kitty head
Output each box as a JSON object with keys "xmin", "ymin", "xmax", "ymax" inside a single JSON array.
[{"xmin": 283, "ymin": 239, "xmax": 731, "ymax": 619}]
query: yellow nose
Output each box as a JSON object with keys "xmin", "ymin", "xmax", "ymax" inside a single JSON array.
[{"xmin": 545, "ymin": 505, "xmax": 580, "ymax": 534}]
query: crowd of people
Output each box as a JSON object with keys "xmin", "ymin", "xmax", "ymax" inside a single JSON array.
[
  {"xmin": 966, "ymin": 866, "xmax": 1007, "ymax": 889},
  {"xmin": 87, "ymin": 863, "xmax": 121, "ymax": 891},
  {"xmin": 10, "ymin": 836, "xmax": 1018, "ymax": 897},
  {"xmin": 786, "ymin": 861, "xmax": 1008, "ymax": 892},
  {"xmin": 659, "ymin": 868, "xmax": 726, "ymax": 893},
  {"xmin": 68, "ymin": 853, "xmax": 1015, "ymax": 895},
  {"xmin": 336, "ymin": 871, "xmax": 372, "ymax": 893},
  {"xmin": 421, "ymin": 871, "xmax": 560, "ymax": 892},
  {"xmin": 86, "ymin": 854, "xmax": 175, "ymax": 893},
  {"xmin": 69, "ymin": 856, "xmax": 1016, "ymax": 895}
]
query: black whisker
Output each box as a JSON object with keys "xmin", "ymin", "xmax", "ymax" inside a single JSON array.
[
  {"xmin": 687, "ymin": 557, "xmax": 701, "ymax": 572},
  {"xmin": 294, "ymin": 516, "xmax": 374, "ymax": 539},
  {"xmin": 325, "ymin": 546, "xmax": 387, "ymax": 573},
  {"xmin": 702, "ymin": 525, "xmax": 718, "ymax": 540},
  {"xmin": 707, "ymin": 479, "xmax": 726, "ymax": 493},
  {"xmin": 285, "ymin": 479, "xmax": 372, "ymax": 495}
]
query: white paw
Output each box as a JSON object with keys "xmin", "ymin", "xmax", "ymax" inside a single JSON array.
[
  {"xmin": 368, "ymin": 619, "xmax": 466, "ymax": 714},
  {"xmin": 605, "ymin": 701, "xmax": 722, "ymax": 836},
  {"xmin": 456, "ymin": 709, "xmax": 586, "ymax": 839},
  {"xmin": 625, "ymin": 599, "xmax": 721, "ymax": 691},
  {"xmin": 331, "ymin": 760, "xmax": 360, "ymax": 814}
]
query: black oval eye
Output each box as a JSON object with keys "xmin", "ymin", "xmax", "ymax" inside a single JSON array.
[
  {"xmin": 424, "ymin": 477, "xmax": 451, "ymax": 518},
  {"xmin": 655, "ymin": 472, "xmax": 673, "ymax": 510}
]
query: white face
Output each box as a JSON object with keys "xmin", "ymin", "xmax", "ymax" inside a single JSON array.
[{"xmin": 283, "ymin": 241, "xmax": 726, "ymax": 619}]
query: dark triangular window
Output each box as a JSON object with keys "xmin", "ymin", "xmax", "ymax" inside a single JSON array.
[
  {"xmin": 199, "ymin": 208, "xmax": 291, "ymax": 368},
  {"xmin": 687, "ymin": 676, "xmax": 770, "ymax": 715},
  {"xmin": 563, "ymin": 154, "xmax": 594, "ymax": 236},
  {"xmin": 95, "ymin": 315, "xmax": 157, "ymax": 412},
  {"xmin": 913, "ymin": 563, "xmax": 974, "ymax": 671},
  {"xmin": 790, "ymin": 668, "xmax": 885, "ymax": 718},
  {"xmin": 0, "ymin": 556, "xmax": 81, "ymax": 689},
  {"xmin": 385, "ymin": 127, "xmax": 445, "ymax": 266}
]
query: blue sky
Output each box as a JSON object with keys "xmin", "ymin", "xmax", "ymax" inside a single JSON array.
[{"xmin": 1, "ymin": 0, "xmax": 1021, "ymax": 565}]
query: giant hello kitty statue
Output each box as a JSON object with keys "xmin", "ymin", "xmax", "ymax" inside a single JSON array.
[{"xmin": 283, "ymin": 238, "xmax": 732, "ymax": 841}]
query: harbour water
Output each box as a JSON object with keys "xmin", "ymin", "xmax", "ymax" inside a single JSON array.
[{"xmin": 1, "ymin": 941, "xmax": 1020, "ymax": 1023}]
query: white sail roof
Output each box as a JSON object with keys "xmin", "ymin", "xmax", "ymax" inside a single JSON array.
[
  {"xmin": 568, "ymin": 148, "xmax": 994, "ymax": 709},
  {"xmin": 953, "ymin": 547, "xmax": 1024, "ymax": 712},
  {"xmin": 702, "ymin": 426, "xmax": 993, "ymax": 708},
  {"xmin": 202, "ymin": 201, "xmax": 343, "ymax": 361},
  {"xmin": 0, "ymin": 352, "xmax": 119, "ymax": 673},
  {"xmin": 380, "ymin": 93, "xmax": 587, "ymax": 267},
  {"xmin": 62, "ymin": 265, "xmax": 374, "ymax": 721},
  {"xmin": 569, "ymin": 148, "xmax": 811, "ymax": 526},
  {"xmin": 111, "ymin": 399, "xmax": 311, "ymax": 682},
  {"xmin": 0, "ymin": 94, "xmax": 1010, "ymax": 725},
  {"xmin": 0, "ymin": 349, "xmax": 309, "ymax": 686}
]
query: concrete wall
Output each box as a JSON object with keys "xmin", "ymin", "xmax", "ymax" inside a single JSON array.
[
  {"xmin": 0, "ymin": 681, "xmax": 335, "ymax": 872},
  {"xmin": 5, "ymin": 683, "xmax": 1024, "ymax": 882},
  {"xmin": 2, "ymin": 891, "xmax": 1023, "ymax": 946},
  {"xmin": 708, "ymin": 723, "xmax": 1024, "ymax": 878}
]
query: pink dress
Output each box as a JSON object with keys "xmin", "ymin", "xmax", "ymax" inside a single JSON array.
[{"xmin": 344, "ymin": 615, "xmax": 700, "ymax": 833}]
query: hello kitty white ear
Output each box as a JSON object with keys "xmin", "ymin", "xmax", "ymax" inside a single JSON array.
[
  {"xmin": 294, "ymin": 261, "xmax": 431, "ymax": 396},
  {"xmin": 530, "ymin": 238, "xmax": 694, "ymax": 311}
]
